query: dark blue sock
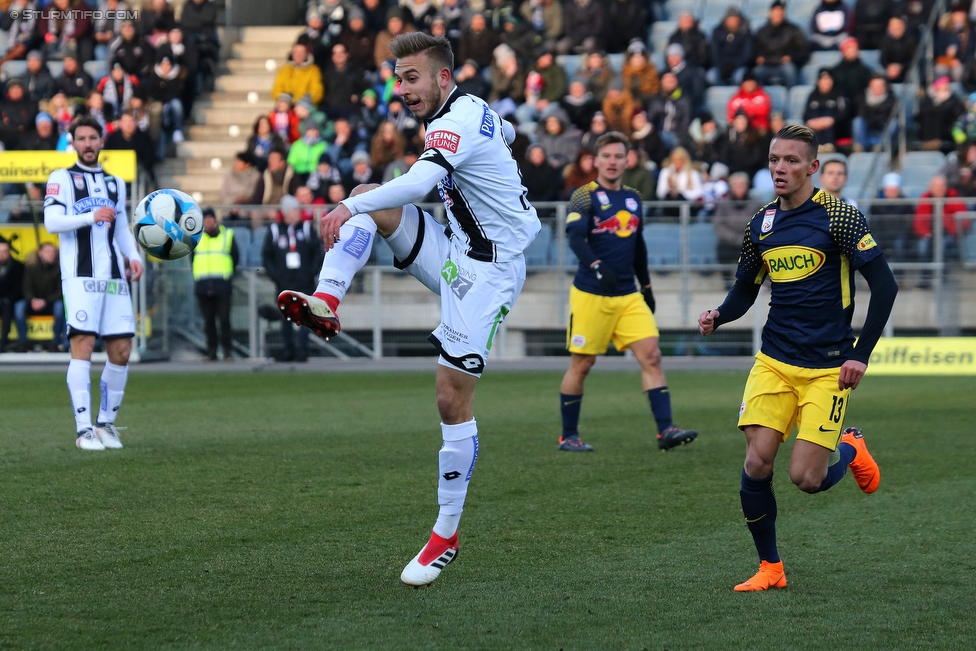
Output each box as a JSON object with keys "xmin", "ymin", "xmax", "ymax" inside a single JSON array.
[
  {"xmin": 740, "ymin": 470, "xmax": 780, "ymax": 563},
  {"xmin": 816, "ymin": 442, "xmax": 857, "ymax": 492},
  {"xmin": 560, "ymin": 393, "xmax": 583, "ymax": 437},
  {"xmin": 646, "ymin": 387, "xmax": 672, "ymax": 433}
]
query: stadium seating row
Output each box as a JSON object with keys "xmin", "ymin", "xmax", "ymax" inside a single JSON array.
[{"xmin": 0, "ymin": 59, "xmax": 107, "ymax": 84}]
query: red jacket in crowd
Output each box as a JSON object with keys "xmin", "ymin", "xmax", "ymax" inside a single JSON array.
[{"xmin": 913, "ymin": 187, "xmax": 970, "ymax": 238}]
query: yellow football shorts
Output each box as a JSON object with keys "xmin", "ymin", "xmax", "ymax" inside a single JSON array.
[
  {"xmin": 566, "ymin": 286, "xmax": 659, "ymax": 355},
  {"xmin": 738, "ymin": 351, "xmax": 851, "ymax": 450}
]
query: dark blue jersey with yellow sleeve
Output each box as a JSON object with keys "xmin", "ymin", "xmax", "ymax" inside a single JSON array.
[
  {"xmin": 566, "ymin": 181, "xmax": 645, "ymax": 296},
  {"xmin": 735, "ymin": 189, "xmax": 883, "ymax": 368}
]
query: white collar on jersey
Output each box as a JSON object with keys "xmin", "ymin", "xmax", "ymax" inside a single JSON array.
[
  {"xmin": 73, "ymin": 160, "xmax": 104, "ymax": 173},
  {"xmin": 426, "ymin": 85, "xmax": 462, "ymax": 125}
]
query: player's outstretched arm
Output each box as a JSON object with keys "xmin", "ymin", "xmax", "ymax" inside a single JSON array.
[
  {"xmin": 699, "ymin": 280, "xmax": 762, "ymax": 335},
  {"xmin": 839, "ymin": 255, "xmax": 898, "ymax": 390}
]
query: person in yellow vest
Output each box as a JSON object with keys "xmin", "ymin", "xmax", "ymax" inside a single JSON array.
[{"xmin": 192, "ymin": 208, "xmax": 240, "ymax": 361}]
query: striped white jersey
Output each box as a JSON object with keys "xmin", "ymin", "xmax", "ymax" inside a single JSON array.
[{"xmin": 43, "ymin": 162, "xmax": 142, "ymax": 280}]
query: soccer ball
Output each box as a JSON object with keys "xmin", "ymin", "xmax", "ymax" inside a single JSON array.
[{"xmin": 133, "ymin": 188, "xmax": 204, "ymax": 260}]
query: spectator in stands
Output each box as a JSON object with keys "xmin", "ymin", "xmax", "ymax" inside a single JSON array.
[
  {"xmin": 519, "ymin": 0, "xmax": 564, "ymax": 42},
  {"xmin": 180, "ymin": 0, "xmax": 220, "ymax": 92},
  {"xmin": 852, "ymin": 0, "xmax": 892, "ymax": 50},
  {"xmin": 147, "ymin": 55, "xmax": 184, "ymax": 154},
  {"xmin": 669, "ymin": 12, "xmax": 709, "ymax": 71},
  {"xmin": 914, "ymin": 174, "xmax": 969, "ymax": 264},
  {"xmin": 717, "ymin": 109, "xmax": 766, "ymax": 178},
  {"xmin": 21, "ymin": 112, "xmax": 58, "ymax": 150},
  {"xmin": 602, "ymin": 0, "xmax": 649, "ymax": 55},
  {"xmin": 880, "ymin": 15, "xmax": 918, "ymax": 84},
  {"xmin": 601, "ymin": 77, "xmax": 634, "ymax": 135},
  {"xmin": 270, "ymin": 93, "xmax": 300, "ymax": 145},
  {"xmin": 287, "ymin": 120, "xmax": 327, "ymax": 184},
  {"xmin": 381, "ymin": 143, "xmax": 419, "ymax": 183},
  {"xmin": 158, "ymin": 28, "xmax": 200, "ymax": 114},
  {"xmin": 321, "ymin": 42, "xmax": 365, "ymax": 119},
  {"xmin": 664, "ymin": 42, "xmax": 706, "ymax": 113},
  {"xmin": 573, "ymin": 50, "xmax": 614, "ymax": 102},
  {"xmin": 709, "ymin": 7, "xmax": 753, "ymax": 86},
  {"xmin": 489, "ymin": 44, "xmax": 527, "ymax": 117},
  {"xmin": 338, "ymin": 7, "xmax": 376, "ymax": 73},
  {"xmin": 820, "ymin": 159, "xmax": 858, "ymax": 207},
  {"xmin": 127, "ymin": 87, "xmax": 150, "ymax": 133},
  {"xmin": 517, "ymin": 44, "xmax": 568, "ymax": 127},
  {"xmin": 916, "ymin": 76, "xmax": 966, "ymax": 152},
  {"xmin": 49, "ymin": 92, "xmax": 75, "ymax": 135},
  {"xmin": 246, "ymin": 116, "xmax": 285, "ymax": 173},
  {"xmin": 258, "ymin": 149, "xmax": 300, "ymax": 206},
  {"xmin": 952, "ymin": 92, "xmax": 976, "ymax": 146},
  {"xmin": 361, "ymin": 0, "xmax": 388, "ymax": 34},
  {"xmin": 326, "ymin": 183, "xmax": 347, "ymax": 204},
  {"xmin": 657, "ymin": 146, "xmax": 702, "ymax": 204},
  {"xmin": 935, "ymin": 4, "xmax": 975, "ymax": 83},
  {"xmin": 831, "ymin": 37, "xmax": 876, "ymax": 103},
  {"xmin": 752, "ymin": 0, "xmax": 809, "ymax": 88},
  {"xmin": 712, "ymin": 171, "xmax": 762, "ymax": 285},
  {"xmin": 457, "ymin": 12, "xmax": 499, "ymax": 72},
  {"xmin": 369, "ymin": 120, "xmax": 406, "ymax": 171},
  {"xmin": 647, "ymin": 72, "xmax": 690, "ymax": 150},
  {"xmin": 220, "ymin": 151, "xmax": 261, "ymax": 216},
  {"xmin": 94, "ymin": 0, "xmax": 128, "ymax": 59},
  {"xmin": 1, "ymin": 79, "xmax": 39, "ymax": 149},
  {"xmin": 499, "ymin": 13, "xmax": 535, "ymax": 64},
  {"xmin": 0, "ymin": 0, "xmax": 41, "ymax": 67},
  {"xmin": 560, "ymin": 80, "xmax": 600, "ymax": 133},
  {"xmin": 438, "ymin": 0, "xmax": 471, "ymax": 53},
  {"xmin": 140, "ymin": 0, "xmax": 177, "ymax": 41},
  {"xmin": 535, "ymin": 106, "xmax": 581, "ymax": 170},
  {"xmin": 621, "ymin": 40, "xmax": 660, "ymax": 105},
  {"xmin": 454, "ymin": 59, "xmax": 490, "ymax": 100},
  {"xmin": 803, "ymin": 69, "xmax": 848, "ymax": 151},
  {"xmin": 629, "ymin": 109, "xmax": 667, "ymax": 166},
  {"xmin": 326, "ymin": 116, "xmax": 362, "ymax": 173},
  {"xmin": 682, "ymin": 112, "xmax": 720, "ymax": 169},
  {"xmin": 23, "ymin": 51, "xmax": 56, "ymax": 104},
  {"xmin": 272, "ymin": 41, "xmax": 324, "ymax": 108},
  {"xmin": 621, "ymin": 145, "xmax": 656, "ymax": 200},
  {"xmin": 55, "ymin": 54, "xmax": 94, "ymax": 99},
  {"xmin": 0, "ymin": 239, "xmax": 25, "ymax": 352},
  {"xmin": 700, "ymin": 161, "xmax": 730, "ymax": 216},
  {"xmin": 83, "ymin": 90, "xmax": 108, "ymax": 132},
  {"xmin": 374, "ymin": 7, "xmax": 414, "ymax": 71},
  {"xmin": 99, "ymin": 61, "xmax": 137, "ymax": 121},
  {"xmin": 580, "ymin": 110, "xmax": 608, "ymax": 152},
  {"xmin": 853, "ymin": 75, "xmax": 897, "ymax": 152},
  {"xmin": 559, "ymin": 0, "xmax": 604, "ymax": 55},
  {"xmin": 262, "ymin": 194, "xmax": 323, "ymax": 362},
  {"xmin": 522, "ymin": 142, "xmax": 563, "ymax": 210},
  {"xmin": 562, "ymin": 148, "xmax": 597, "ymax": 199},
  {"xmin": 16, "ymin": 242, "xmax": 64, "ymax": 352},
  {"xmin": 354, "ymin": 88, "xmax": 383, "ymax": 137},
  {"xmin": 307, "ymin": 153, "xmax": 342, "ymax": 202},
  {"xmin": 400, "ymin": 0, "xmax": 438, "ymax": 32},
  {"xmin": 315, "ymin": 0, "xmax": 351, "ymax": 44},
  {"xmin": 809, "ymin": 0, "xmax": 851, "ymax": 51},
  {"xmin": 110, "ymin": 20, "xmax": 153, "ymax": 78},
  {"xmin": 105, "ymin": 110, "xmax": 156, "ymax": 180},
  {"xmin": 301, "ymin": 8, "xmax": 332, "ymax": 66},
  {"xmin": 38, "ymin": 0, "xmax": 95, "ymax": 63},
  {"xmin": 727, "ymin": 71, "xmax": 772, "ymax": 133},
  {"xmin": 869, "ymin": 172, "xmax": 913, "ymax": 263},
  {"xmin": 343, "ymin": 150, "xmax": 381, "ymax": 195},
  {"xmin": 385, "ymin": 97, "xmax": 421, "ymax": 141}
]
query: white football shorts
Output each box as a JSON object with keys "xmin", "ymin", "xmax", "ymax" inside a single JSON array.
[
  {"xmin": 388, "ymin": 205, "xmax": 526, "ymax": 376},
  {"xmin": 64, "ymin": 277, "xmax": 136, "ymax": 338}
]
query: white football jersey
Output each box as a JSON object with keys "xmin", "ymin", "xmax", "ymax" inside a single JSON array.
[
  {"xmin": 419, "ymin": 90, "xmax": 540, "ymax": 262},
  {"xmin": 43, "ymin": 163, "xmax": 139, "ymax": 280}
]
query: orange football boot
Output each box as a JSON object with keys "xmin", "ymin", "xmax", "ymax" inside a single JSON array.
[
  {"xmin": 842, "ymin": 427, "xmax": 880, "ymax": 494},
  {"xmin": 734, "ymin": 560, "xmax": 787, "ymax": 592}
]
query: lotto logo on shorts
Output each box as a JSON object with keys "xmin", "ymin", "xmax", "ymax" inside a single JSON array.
[{"xmin": 425, "ymin": 130, "xmax": 461, "ymax": 153}]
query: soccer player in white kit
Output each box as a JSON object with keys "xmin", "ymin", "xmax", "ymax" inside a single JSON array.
[
  {"xmin": 278, "ymin": 33, "xmax": 540, "ymax": 586},
  {"xmin": 43, "ymin": 116, "xmax": 144, "ymax": 451}
]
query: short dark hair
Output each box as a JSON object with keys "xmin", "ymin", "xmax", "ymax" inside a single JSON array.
[
  {"xmin": 772, "ymin": 124, "xmax": 818, "ymax": 161},
  {"xmin": 388, "ymin": 32, "xmax": 454, "ymax": 76},
  {"xmin": 593, "ymin": 131, "xmax": 630, "ymax": 155},
  {"xmin": 821, "ymin": 158, "xmax": 847, "ymax": 174},
  {"xmin": 69, "ymin": 115, "xmax": 103, "ymax": 138}
]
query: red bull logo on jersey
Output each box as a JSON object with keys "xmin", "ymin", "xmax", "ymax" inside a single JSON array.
[
  {"xmin": 593, "ymin": 210, "xmax": 641, "ymax": 238},
  {"xmin": 762, "ymin": 246, "xmax": 826, "ymax": 282}
]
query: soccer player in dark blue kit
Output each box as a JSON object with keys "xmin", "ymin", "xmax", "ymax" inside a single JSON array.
[
  {"xmin": 699, "ymin": 125, "xmax": 898, "ymax": 591},
  {"xmin": 558, "ymin": 131, "xmax": 698, "ymax": 452}
]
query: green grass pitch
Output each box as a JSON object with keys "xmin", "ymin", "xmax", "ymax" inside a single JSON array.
[{"xmin": 1, "ymin": 370, "xmax": 974, "ymax": 650}]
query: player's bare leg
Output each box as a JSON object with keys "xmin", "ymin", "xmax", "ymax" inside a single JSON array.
[
  {"xmin": 277, "ymin": 184, "xmax": 402, "ymax": 338},
  {"xmin": 630, "ymin": 337, "xmax": 697, "ymax": 450},
  {"xmin": 401, "ymin": 366, "xmax": 479, "ymax": 587},
  {"xmin": 558, "ymin": 354, "xmax": 596, "ymax": 451},
  {"xmin": 736, "ymin": 425, "xmax": 787, "ymax": 591}
]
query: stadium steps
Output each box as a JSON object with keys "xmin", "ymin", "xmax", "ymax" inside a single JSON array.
[{"xmin": 155, "ymin": 26, "xmax": 301, "ymax": 206}]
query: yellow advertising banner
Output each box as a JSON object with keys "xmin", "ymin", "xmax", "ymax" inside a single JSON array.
[
  {"xmin": 867, "ymin": 338, "xmax": 976, "ymax": 375},
  {"xmin": 0, "ymin": 224, "xmax": 59, "ymax": 263},
  {"xmin": 0, "ymin": 150, "xmax": 137, "ymax": 182}
]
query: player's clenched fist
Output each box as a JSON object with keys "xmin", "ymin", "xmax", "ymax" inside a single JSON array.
[
  {"xmin": 698, "ymin": 309, "xmax": 719, "ymax": 336},
  {"xmin": 94, "ymin": 206, "xmax": 117, "ymax": 223}
]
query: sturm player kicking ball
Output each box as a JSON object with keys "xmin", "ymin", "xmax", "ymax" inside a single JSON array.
[{"xmin": 277, "ymin": 33, "xmax": 540, "ymax": 587}]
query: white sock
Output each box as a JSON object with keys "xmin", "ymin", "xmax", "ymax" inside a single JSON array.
[
  {"xmin": 97, "ymin": 362, "xmax": 128, "ymax": 425},
  {"xmin": 67, "ymin": 359, "xmax": 92, "ymax": 433},
  {"xmin": 315, "ymin": 214, "xmax": 377, "ymax": 302},
  {"xmin": 433, "ymin": 419, "xmax": 479, "ymax": 539}
]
